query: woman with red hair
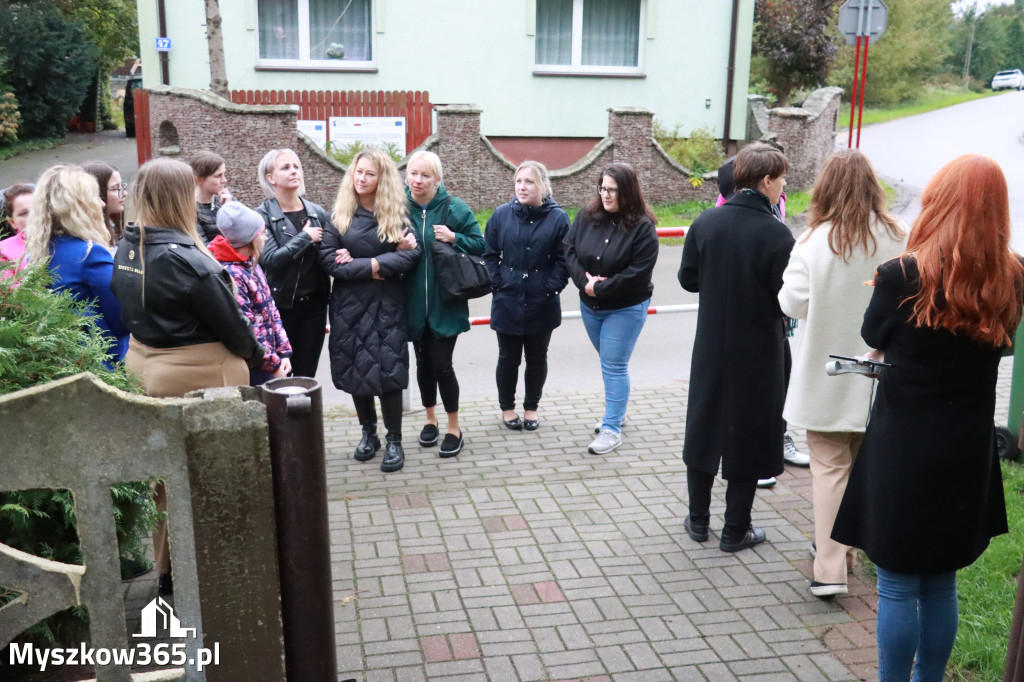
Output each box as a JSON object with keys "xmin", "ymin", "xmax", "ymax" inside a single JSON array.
[{"xmin": 832, "ymin": 154, "xmax": 1024, "ymax": 679}]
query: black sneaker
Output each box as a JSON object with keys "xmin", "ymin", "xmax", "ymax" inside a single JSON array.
[
  {"xmin": 684, "ymin": 516, "xmax": 709, "ymax": 542},
  {"xmin": 418, "ymin": 422, "xmax": 439, "ymax": 447},
  {"xmin": 438, "ymin": 432, "xmax": 464, "ymax": 458},
  {"xmin": 719, "ymin": 526, "xmax": 767, "ymax": 553}
]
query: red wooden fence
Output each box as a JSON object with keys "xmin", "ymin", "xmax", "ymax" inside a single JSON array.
[
  {"xmin": 229, "ymin": 89, "xmax": 433, "ymax": 153},
  {"xmin": 134, "ymin": 89, "xmax": 152, "ymax": 166}
]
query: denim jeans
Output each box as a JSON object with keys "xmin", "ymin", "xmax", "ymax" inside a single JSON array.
[
  {"xmin": 875, "ymin": 566, "xmax": 958, "ymax": 681},
  {"xmin": 580, "ymin": 299, "xmax": 649, "ymax": 434}
]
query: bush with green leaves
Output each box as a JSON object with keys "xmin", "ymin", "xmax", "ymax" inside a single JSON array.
[
  {"xmin": 653, "ymin": 122, "xmax": 726, "ymax": 179},
  {"xmin": 327, "ymin": 139, "xmax": 404, "ymax": 167},
  {"xmin": 0, "ymin": 4, "xmax": 99, "ymax": 139},
  {"xmin": 0, "ymin": 262, "xmax": 155, "ymax": 646}
]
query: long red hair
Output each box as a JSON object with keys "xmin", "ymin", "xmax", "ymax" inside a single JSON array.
[{"xmin": 902, "ymin": 154, "xmax": 1023, "ymax": 347}]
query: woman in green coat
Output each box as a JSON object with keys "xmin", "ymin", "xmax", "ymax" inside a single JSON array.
[{"xmin": 403, "ymin": 150, "xmax": 485, "ymax": 458}]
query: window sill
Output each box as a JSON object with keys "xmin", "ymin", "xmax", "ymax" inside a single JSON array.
[
  {"xmin": 533, "ymin": 69, "xmax": 645, "ymax": 79},
  {"xmin": 255, "ymin": 62, "xmax": 378, "ymax": 73}
]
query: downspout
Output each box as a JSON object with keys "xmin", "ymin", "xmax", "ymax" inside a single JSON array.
[
  {"xmin": 158, "ymin": 0, "xmax": 170, "ymax": 85},
  {"xmin": 722, "ymin": 0, "xmax": 741, "ymax": 155}
]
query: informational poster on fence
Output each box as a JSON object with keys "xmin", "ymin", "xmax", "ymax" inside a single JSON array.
[
  {"xmin": 328, "ymin": 117, "xmax": 406, "ymax": 156},
  {"xmin": 297, "ymin": 120, "xmax": 328, "ymax": 149}
]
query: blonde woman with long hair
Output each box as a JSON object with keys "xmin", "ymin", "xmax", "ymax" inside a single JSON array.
[
  {"xmin": 111, "ymin": 158, "xmax": 264, "ymax": 596},
  {"xmin": 320, "ymin": 148, "xmax": 420, "ymax": 472},
  {"xmin": 22, "ymin": 165, "xmax": 128, "ymax": 363},
  {"xmin": 778, "ymin": 149, "xmax": 906, "ymax": 599}
]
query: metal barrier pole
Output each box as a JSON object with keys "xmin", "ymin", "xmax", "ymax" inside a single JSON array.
[
  {"xmin": 1008, "ymin": 321, "xmax": 1024, "ymax": 441},
  {"xmin": 261, "ymin": 377, "xmax": 338, "ymax": 682}
]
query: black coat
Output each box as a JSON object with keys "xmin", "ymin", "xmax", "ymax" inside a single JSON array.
[
  {"xmin": 564, "ymin": 209, "xmax": 659, "ymax": 310},
  {"xmin": 319, "ymin": 206, "xmax": 420, "ymax": 396},
  {"xmin": 679, "ymin": 191, "xmax": 795, "ymax": 480},
  {"xmin": 832, "ymin": 257, "xmax": 1013, "ymax": 573},
  {"xmin": 113, "ymin": 225, "xmax": 263, "ymax": 367},
  {"xmin": 257, "ymin": 197, "xmax": 332, "ymax": 309},
  {"xmin": 484, "ymin": 197, "xmax": 570, "ymax": 335}
]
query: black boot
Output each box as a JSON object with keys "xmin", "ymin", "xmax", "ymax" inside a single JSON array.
[
  {"xmin": 381, "ymin": 432, "xmax": 404, "ymax": 472},
  {"xmin": 354, "ymin": 425, "xmax": 381, "ymax": 461}
]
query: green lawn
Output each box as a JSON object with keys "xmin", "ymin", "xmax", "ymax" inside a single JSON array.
[
  {"xmin": 0, "ymin": 136, "xmax": 63, "ymax": 162},
  {"xmin": 838, "ymin": 87, "xmax": 1003, "ymax": 130},
  {"xmin": 946, "ymin": 459, "xmax": 1024, "ymax": 680}
]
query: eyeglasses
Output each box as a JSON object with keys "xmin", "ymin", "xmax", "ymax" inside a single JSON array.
[
  {"xmin": 112, "ymin": 183, "xmax": 128, "ymax": 197},
  {"xmin": 597, "ymin": 185, "xmax": 618, "ymax": 196}
]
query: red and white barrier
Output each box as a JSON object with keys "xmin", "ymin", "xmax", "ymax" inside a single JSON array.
[{"xmin": 470, "ymin": 303, "xmax": 697, "ymax": 326}]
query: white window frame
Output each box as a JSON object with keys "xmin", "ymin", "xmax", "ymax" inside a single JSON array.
[
  {"xmin": 533, "ymin": 0, "xmax": 645, "ymax": 77},
  {"xmin": 255, "ymin": 0, "xmax": 377, "ymax": 72}
]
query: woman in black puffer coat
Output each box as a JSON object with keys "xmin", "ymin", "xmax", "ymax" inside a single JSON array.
[
  {"xmin": 320, "ymin": 149, "xmax": 420, "ymax": 473},
  {"xmin": 483, "ymin": 161, "xmax": 570, "ymax": 431}
]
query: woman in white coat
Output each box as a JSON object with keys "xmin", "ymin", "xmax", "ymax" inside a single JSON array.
[{"xmin": 778, "ymin": 150, "xmax": 905, "ymax": 598}]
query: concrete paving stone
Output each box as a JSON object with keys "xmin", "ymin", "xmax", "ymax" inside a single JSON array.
[
  {"xmin": 391, "ymin": 667, "xmax": 428, "ymax": 682},
  {"xmin": 480, "ymin": 639, "xmax": 541, "ymax": 658},
  {"xmin": 658, "ymin": 647, "xmax": 723, "ymax": 668},
  {"xmin": 364, "ymin": 637, "xmax": 423, "ymax": 656},
  {"xmin": 582, "ymin": 618, "xmax": 646, "ymax": 635},
  {"xmin": 595, "ymin": 596, "xmax": 632, "ymax": 621},
  {"xmin": 483, "ymin": 655, "xmax": 519, "ymax": 681},
  {"xmin": 557, "ymin": 623, "xmax": 594, "ymax": 649},
  {"xmin": 768, "ymin": 639, "xmax": 831, "ymax": 657},
  {"xmin": 467, "ymin": 607, "xmax": 499, "ymax": 631},
  {"xmin": 364, "ymin": 669, "xmax": 397, "ymax": 682},
  {"xmin": 668, "ymin": 665, "xmax": 716, "ymax": 681},
  {"xmin": 806, "ymin": 653, "xmax": 859, "ymax": 681},
  {"xmin": 356, "ymin": 595, "xmax": 411, "ymax": 611},
  {"xmin": 636, "ymin": 616, "xmax": 673, "ymax": 642},
  {"xmin": 364, "ymin": 651, "xmax": 424, "ymax": 669},
  {"xmin": 415, "ymin": 616, "xmax": 472, "ymax": 635},
  {"xmin": 595, "ymin": 645, "xmax": 636, "ymax": 673},
  {"xmin": 409, "ymin": 592, "xmax": 436, "ymax": 614},
  {"xmin": 405, "ymin": 576, "xmax": 459, "ymax": 592},
  {"xmin": 388, "ymin": 615, "xmax": 417, "ymax": 639},
  {"xmin": 423, "ymin": 659, "xmax": 487, "ymax": 677},
  {"xmin": 503, "ymin": 567, "xmax": 556, "ymax": 583},
  {"xmin": 589, "ymin": 629, "xmax": 651, "ymax": 647},
  {"xmin": 763, "ymin": 605, "xmax": 806, "ymax": 629},
  {"xmin": 543, "ymin": 660, "xmax": 607, "ymax": 679},
  {"xmin": 778, "ymin": 654, "xmax": 828, "ymax": 682},
  {"xmin": 360, "ymin": 605, "xmax": 412, "ymax": 619},
  {"xmin": 361, "ymin": 617, "xmax": 390, "ymax": 642},
  {"xmin": 758, "ymin": 628, "xmax": 821, "ymax": 644},
  {"xmin": 524, "ymin": 610, "xmax": 580, "ymax": 629},
  {"xmin": 512, "ymin": 653, "xmax": 548, "ymax": 681},
  {"xmin": 623, "ymin": 642, "xmax": 665, "ymax": 669},
  {"xmin": 732, "ymin": 632, "xmax": 775, "ymax": 659},
  {"xmin": 668, "ymin": 590, "xmax": 708, "ymax": 614}
]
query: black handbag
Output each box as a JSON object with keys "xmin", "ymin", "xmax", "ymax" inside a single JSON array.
[{"xmin": 429, "ymin": 198, "xmax": 490, "ymax": 302}]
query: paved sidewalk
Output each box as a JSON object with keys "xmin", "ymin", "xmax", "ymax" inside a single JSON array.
[{"xmin": 321, "ymin": 358, "xmax": 1023, "ymax": 682}]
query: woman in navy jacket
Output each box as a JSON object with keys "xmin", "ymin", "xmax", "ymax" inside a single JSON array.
[{"xmin": 483, "ymin": 161, "xmax": 570, "ymax": 431}]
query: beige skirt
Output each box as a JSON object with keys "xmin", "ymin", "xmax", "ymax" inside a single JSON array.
[{"xmin": 126, "ymin": 336, "xmax": 248, "ymax": 398}]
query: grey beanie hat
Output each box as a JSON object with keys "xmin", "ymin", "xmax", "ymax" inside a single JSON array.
[{"xmin": 216, "ymin": 201, "xmax": 265, "ymax": 248}]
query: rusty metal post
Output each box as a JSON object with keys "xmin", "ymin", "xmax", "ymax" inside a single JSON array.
[{"xmin": 261, "ymin": 377, "xmax": 337, "ymax": 682}]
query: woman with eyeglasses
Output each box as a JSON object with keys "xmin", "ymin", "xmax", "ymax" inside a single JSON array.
[
  {"xmin": 564, "ymin": 162, "xmax": 659, "ymax": 455},
  {"xmin": 82, "ymin": 162, "xmax": 127, "ymax": 247}
]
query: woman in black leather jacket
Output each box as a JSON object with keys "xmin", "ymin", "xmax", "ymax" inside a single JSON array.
[
  {"xmin": 111, "ymin": 157, "xmax": 263, "ymax": 596},
  {"xmin": 256, "ymin": 148, "xmax": 332, "ymax": 377}
]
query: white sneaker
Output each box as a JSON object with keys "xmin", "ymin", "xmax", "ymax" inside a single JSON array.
[
  {"xmin": 757, "ymin": 477, "xmax": 777, "ymax": 488},
  {"xmin": 588, "ymin": 429, "xmax": 622, "ymax": 455},
  {"xmin": 594, "ymin": 414, "xmax": 628, "ymax": 434},
  {"xmin": 810, "ymin": 581, "xmax": 848, "ymax": 598},
  {"xmin": 783, "ymin": 434, "xmax": 810, "ymax": 467}
]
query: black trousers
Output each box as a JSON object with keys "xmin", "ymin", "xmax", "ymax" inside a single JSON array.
[
  {"xmin": 278, "ymin": 295, "xmax": 327, "ymax": 378},
  {"xmin": 352, "ymin": 391, "xmax": 403, "ymax": 436},
  {"xmin": 413, "ymin": 327, "xmax": 459, "ymax": 413},
  {"xmin": 495, "ymin": 330, "xmax": 553, "ymax": 411},
  {"xmin": 686, "ymin": 468, "xmax": 758, "ymax": 540}
]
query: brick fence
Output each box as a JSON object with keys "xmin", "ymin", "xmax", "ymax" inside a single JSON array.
[{"xmin": 142, "ymin": 86, "xmax": 840, "ymax": 210}]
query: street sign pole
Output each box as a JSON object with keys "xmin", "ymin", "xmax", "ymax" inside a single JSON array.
[
  {"xmin": 848, "ymin": 35, "xmax": 861, "ymax": 148},
  {"xmin": 838, "ymin": 0, "xmax": 888, "ymax": 148}
]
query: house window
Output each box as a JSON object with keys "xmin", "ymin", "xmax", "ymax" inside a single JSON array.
[
  {"xmin": 535, "ymin": 0, "xmax": 643, "ymax": 76},
  {"xmin": 257, "ymin": 0, "xmax": 373, "ymax": 69}
]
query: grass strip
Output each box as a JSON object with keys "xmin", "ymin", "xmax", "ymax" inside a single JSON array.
[
  {"xmin": 0, "ymin": 136, "xmax": 64, "ymax": 163},
  {"xmin": 839, "ymin": 88, "xmax": 1003, "ymax": 130}
]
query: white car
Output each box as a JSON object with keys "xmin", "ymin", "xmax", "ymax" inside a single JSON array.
[{"xmin": 991, "ymin": 69, "xmax": 1024, "ymax": 91}]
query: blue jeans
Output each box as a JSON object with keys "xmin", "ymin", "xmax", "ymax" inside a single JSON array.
[
  {"xmin": 875, "ymin": 566, "xmax": 958, "ymax": 681},
  {"xmin": 580, "ymin": 299, "xmax": 649, "ymax": 434}
]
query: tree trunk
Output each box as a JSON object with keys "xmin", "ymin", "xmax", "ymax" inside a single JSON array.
[{"xmin": 205, "ymin": 0, "xmax": 229, "ymax": 98}]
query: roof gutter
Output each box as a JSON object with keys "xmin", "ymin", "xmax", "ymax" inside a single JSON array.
[
  {"xmin": 722, "ymin": 0, "xmax": 741, "ymax": 153},
  {"xmin": 158, "ymin": 0, "xmax": 170, "ymax": 85}
]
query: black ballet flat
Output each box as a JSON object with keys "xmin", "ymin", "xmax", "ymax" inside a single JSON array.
[
  {"xmin": 503, "ymin": 416, "xmax": 523, "ymax": 430},
  {"xmin": 523, "ymin": 418, "xmax": 540, "ymax": 431}
]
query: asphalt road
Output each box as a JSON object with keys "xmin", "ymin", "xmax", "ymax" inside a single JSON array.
[
  {"xmin": 856, "ymin": 90, "xmax": 1024, "ymax": 249},
  {"xmin": 0, "ymin": 130, "xmax": 139, "ymax": 186}
]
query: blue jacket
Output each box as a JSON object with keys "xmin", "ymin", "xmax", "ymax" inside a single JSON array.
[
  {"xmin": 483, "ymin": 197, "xmax": 570, "ymax": 335},
  {"xmin": 49, "ymin": 235, "xmax": 129, "ymax": 362}
]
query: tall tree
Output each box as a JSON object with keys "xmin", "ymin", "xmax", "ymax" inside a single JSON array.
[
  {"xmin": 205, "ymin": 0, "xmax": 229, "ymax": 98},
  {"xmin": 753, "ymin": 0, "xmax": 842, "ymax": 107},
  {"xmin": 52, "ymin": 0, "xmax": 139, "ymax": 72}
]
